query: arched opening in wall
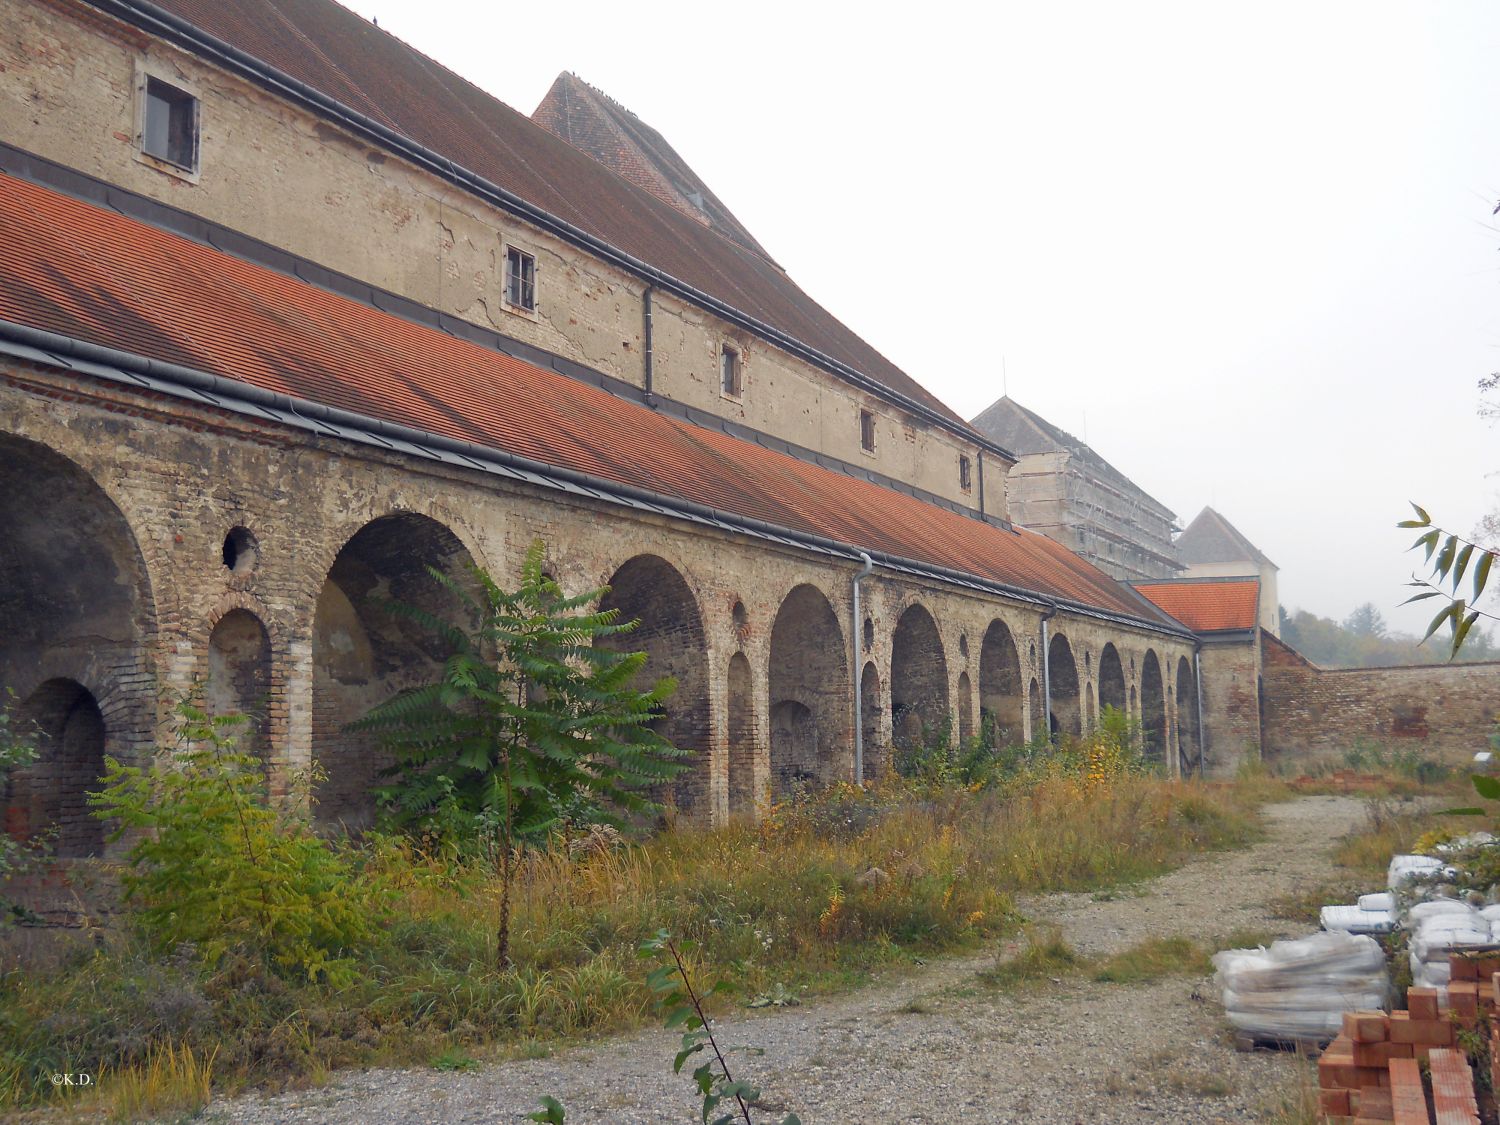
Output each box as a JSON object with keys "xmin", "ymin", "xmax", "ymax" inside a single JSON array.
[
  {"xmin": 207, "ymin": 609, "xmax": 272, "ymax": 764},
  {"xmin": 890, "ymin": 604, "xmax": 948, "ymax": 750},
  {"xmin": 1028, "ymin": 677, "xmax": 1042, "ymax": 741},
  {"xmin": 8, "ymin": 679, "xmax": 107, "ymax": 858},
  {"xmin": 978, "ymin": 619, "xmax": 1024, "ymax": 747},
  {"xmin": 860, "ymin": 661, "xmax": 882, "ymax": 780},
  {"xmin": 1177, "ymin": 656, "xmax": 1200, "ymax": 775},
  {"xmin": 957, "ymin": 672, "xmax": 974, "ymax": 745},
  {"xmin": 1047, "ymin": 633, "xmax": 1081, "ymax": 738},
  {"xmin": 0, "ymin": 435, "xmax": 153, "ymax": 771},
  {"xmin": 599, "ymin": 555, "xmax": 711, "ymax": 815},
  {"xmin": 1098, "ymin": 644, "xmax": 1126, "ymax": 719},
  {"xmin": 726, "ymin": 652, "xmax": 756, "ymax": 815},
  {"xmin": 768, "ymin": 584, "xmax": 849, "ymax": 796},
  {"xmin": 312, "ymin": 513, "xmax": 479, "ymax": 832},
  {"xmin": 1140, "ymin": 651, "xmax": 1166, "ymax": 764}
]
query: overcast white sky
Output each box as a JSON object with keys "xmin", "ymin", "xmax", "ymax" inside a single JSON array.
[{"xmin": 353, "ymin": 0, "xmax": 1500, "ymax": 638}]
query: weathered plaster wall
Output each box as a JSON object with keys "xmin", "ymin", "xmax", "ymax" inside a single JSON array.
[
  {"xmin": 0, "ymin": 0, "xmax": 1002, "ymax": 513},
  {"xmin": 1260, "ymin": 633, "xmax": 1500, "ymax": 765}
]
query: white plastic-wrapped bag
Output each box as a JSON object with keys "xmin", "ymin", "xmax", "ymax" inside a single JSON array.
[
  {"xmin": 1359, "ymin": 892, "xmax": 1395, "ymax": 913},
  {"xmin": 1389, "ymin": 854, "xmax": 1448, "ymax": 889},
  {"xmin": 1213, "ymin": 932, "xmax": 1388, "ymax": 1040},
  {"xmin": 1410, "ymin": 915, "xmax": 1490, "ymax": 965},
  {"xmin": 1407, "ymin": 900, "xmax": 1476, "ymax": 924},
  {"xmin": 1321, "ymin": 904, "xmax": 1395, "ymax": 935}
]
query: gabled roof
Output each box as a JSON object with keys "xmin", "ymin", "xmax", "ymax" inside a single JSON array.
[
  {"xmin": 532, "ymin": 73, "xmax": 773, "ymax": 263},
  {"xmin": 109, "ymin": 0, "xmax": 975, "ymax": 436},
  {"xmin": 1177, "ymin": 507, "xmax": 1276, "ymax": 568},
  {"xmin": 1131, "ymin": 577, "xmax": 1260, "ymax": 634},
  {"xmin": 0, "ymin": 172, "xmax": 1186, "ymax": 631},
  {"xmin": 970, "ymin": 396, "xmax": 1177, "ymax": 522}
]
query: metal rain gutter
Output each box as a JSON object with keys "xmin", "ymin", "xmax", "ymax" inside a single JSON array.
[
  {"xmin": 86, "ymin": 0, "xmax": 1015, "ymax": 463},
  {"xmin": 0, "ymin": 318, "xmax": 1192, "ymax": 641}
]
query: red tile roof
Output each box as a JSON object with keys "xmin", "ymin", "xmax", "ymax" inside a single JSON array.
[
  {"xmin": 1131, "ymin": 579, "xmax": 1260, "ymax": 634},
  {"xmin": 132, "ymin": 0, "xmax": 971, "ymax": 433},
  {"xmin": 0, "ymin": 172, "xmax": 1179, "ymax": 628}
]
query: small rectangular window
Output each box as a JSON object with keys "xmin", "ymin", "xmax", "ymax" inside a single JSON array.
[
  {"xmin": 719, "ymin": 344, "xmax": 741, "ymax": 397},
  {"xmin": 860, "ymin": 409, "xmax": 876, "ymax": 452},
  {"xmin": 959, "ymin": 455, "xmax": 973, "ymax": 491},
  {"xmin": 505, "ymin": 246, "xmax": 536, "ymax": 311},
  {"xmin": 142, "ymin": 76, "xmax": 198, "ymax": 171}
]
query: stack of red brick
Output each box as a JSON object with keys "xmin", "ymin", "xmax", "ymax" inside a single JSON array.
[{"xmin": 1316, "ymin": 953, "xmax": 1500, "ymax": 1124}]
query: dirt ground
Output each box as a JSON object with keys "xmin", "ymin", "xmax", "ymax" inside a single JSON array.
[{"xmin": 204, "ymin": 794, "xmax": 1375, "ymax": 1124}]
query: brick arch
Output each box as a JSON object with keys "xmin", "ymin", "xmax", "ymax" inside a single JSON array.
[
  {"xmin": 1140, "ymin": 649, "xmax": 1167, "ymax": 763},
  {"xmin": 6, "ymin": 678, "xmax": 107, "ymax": 858},
  {"xmin": 979, "ymin": 618, "xmax": 1024, "ymax": 747},
  {"xmin": 1177, "ymin": 656, "xmax": 1200, "ymax": 775},
  {"xmin": 726, "ymin": 651, "xmax": 757, "ymax": 815},
  {"xmin": 206, "ymin": 607, "xmax": 274, "ymax": 766},
  {"xmin": 296, "ymin": 499, "xmax": 493, "ymax": 615},
  {"xmin": 0, "ymin": 432, "xmax": 157, "ymax": 763},
  {"xmin": 768, "ymin": 583, "xmax": 850, "ymax": 794},
  {"xmin": 891, "ymin": 602, "xmax": 948, "ymax": 748},
  {"xmin": 311, "ymin": 511, "xmax": 482, "ymax": 831},
  {"xmin": 1098, "ymin": 643, "xmax": 1127, "ymax": 717},
  {"xmin": 599, "ymin": 554, "xmax": 711, "ymax": 815},
  {"xmin": 1047, "ymin": 631, "xmax": 1081, "ymax": 737},
  {"xmin": 860, "ymin": 661, "xmax": 883, "ymax": 780}
]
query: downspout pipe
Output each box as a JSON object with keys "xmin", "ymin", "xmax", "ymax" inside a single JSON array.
[
  {"xmin": 642, "ymin": 285, "xmax": 655, "ymax": 406},
  {"xmin": 1040, "ymin": 605, "xmax": 1058, "ymax": 743},
  {"xmin": 851, "ymin": 551, "xmax": 874, "ymax": 784},
  {"xmin": 1194, "ymin": 648, "xmax": 1206, "ymax": 777}
]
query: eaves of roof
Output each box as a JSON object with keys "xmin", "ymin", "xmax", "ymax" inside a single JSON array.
[
  {"xmin": 0, "ymin": 170, "xmax": 1190, "ymax": 638},
  {"xmin": 81, "ymin": 0, "xmax": 1012, "ymax": 461}
]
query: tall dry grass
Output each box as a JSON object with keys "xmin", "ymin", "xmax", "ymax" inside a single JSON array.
[{"xmin": 0, "ymin": 771, "xmax": 1259, "ymax": 1111}]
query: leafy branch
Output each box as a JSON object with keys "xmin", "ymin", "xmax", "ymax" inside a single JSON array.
[{"xmin": 1398, "ymin": 503, "xmax": 1499, "ymax": 656}]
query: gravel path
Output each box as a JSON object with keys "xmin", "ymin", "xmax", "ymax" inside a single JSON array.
[{"xmin": 207, "ymin": 795, "xmax": 1371, "ymax": 1124}]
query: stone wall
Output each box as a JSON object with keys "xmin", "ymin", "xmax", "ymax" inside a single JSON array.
[
  {"xmin": 0, "ymin": 0, "xmax": 1005, "ymax": 513},
  {"xmin": 0, "ymin": 362, "xmax": 1198, "ymax": 851},
  {"xmin": 1260, "ymin": 633, "xmax": 1500, "ymax": 765},
  {"xmin": 1196, "ymin": 636, "xmax": 1262, "ymax": 778}
]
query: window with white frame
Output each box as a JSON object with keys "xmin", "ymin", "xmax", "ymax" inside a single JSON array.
[
  {"xmin": 959, "ymin": 454, "xmax": 972, "ymax": 492},
  {"xmin": 505, "ymin": 246, "xmax": 536, "ymax": 311}
]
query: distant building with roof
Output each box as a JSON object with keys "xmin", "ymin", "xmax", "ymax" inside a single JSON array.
[
  {"xmin": 970, "ymin": 396, "xmax": 1181, "ymax": 583},
  {"xmin": 1175, "ymin": 508, "xmax": 1280, "ymax": 636}
]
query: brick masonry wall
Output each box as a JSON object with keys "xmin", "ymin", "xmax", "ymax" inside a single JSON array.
[
  {"xmin": 1196, "ymin": 636, "xmax": 1262, "ymax": 778},
  {"xmin": 1260, "ymin": 632, "xmax": 1500, "ymax": 764},
  {"xmin": 0, "ymin": 365, "xmax": 1201, "ymax": 852}
]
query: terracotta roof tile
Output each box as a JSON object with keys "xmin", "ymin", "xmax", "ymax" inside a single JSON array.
[
  {"xmin": 0, "ymin": 172, "xmax": 1178, "ymax": 628},
  {"xmin": 137, "ymin": 0, "xmax": 967, "ymax": 430},
  {"xmin": 1131, "ymin": 578, "xmax": 1260, "ymax": 633}
]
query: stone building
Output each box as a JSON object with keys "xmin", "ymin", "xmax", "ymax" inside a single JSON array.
[
  {"xmin": 1176, "ymin": 507, "xmax": 1281, "ymax": 636},
  {"xmin": 4, "ymin": 0, "xmax": 1485, "ymax": 854},
  {"xmin": 970, "ymin": 396, "xmax": 1182, "ymax": 583}
]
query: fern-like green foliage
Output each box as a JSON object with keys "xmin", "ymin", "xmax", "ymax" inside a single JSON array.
[
  {"xmin": 91, "ymin": 701, "xmax": 384, "ymax": 986},
  {"xmin": 353, "ymin": 539, "xmax": 689, "ymax": 850}
]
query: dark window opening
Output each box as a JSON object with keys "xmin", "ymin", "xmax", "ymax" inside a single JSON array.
[
  {"xmin": 505, "ymin": 247, "xmax": 536, "ymax": 311},
  {"xmin": 959, "ymin": 455, "xmax": 972, "ymax": 491},
  {"xmin": 720, "ymin": 344, "xmax": 741, "ymax": 397},
  {"xmin": 860, "ymin": 409, "xmax": 876, "ymax": 452},
  {"xmin": 143, "ymin": 77, "xmax": 198, "ymax": 171},
  {"xmin": 222, "ymin": 526, "xmax": 259, "ymax": 574}
]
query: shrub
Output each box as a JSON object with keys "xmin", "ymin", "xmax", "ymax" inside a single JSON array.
[{"xmin": 91, "ymin": 701, "xmax": 384, "ymax": 985}]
